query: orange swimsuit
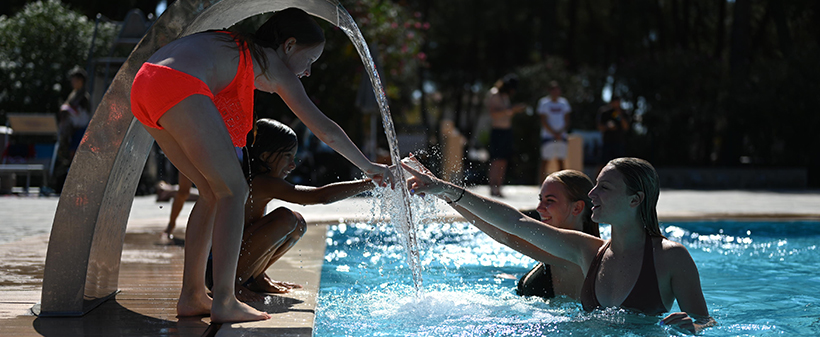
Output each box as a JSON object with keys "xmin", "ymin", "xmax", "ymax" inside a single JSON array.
[{"xmin": 131, "ymin": 31, "xmax": 255, "ymax": 147}]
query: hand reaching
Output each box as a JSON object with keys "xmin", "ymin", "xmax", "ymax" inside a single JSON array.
[
  {"xmin": 366, "ymin": 163, "xmax": 394, "ymax": 188},
  {"xmin": 661, "ymin": 312, "xmax": 713, "ymax": 334},
  {"xmin": 401, "ymin": 161, "xmax": 449, "ymax": 198}
]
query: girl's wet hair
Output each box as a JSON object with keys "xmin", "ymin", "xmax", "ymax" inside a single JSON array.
[
  {"xmin": 222, "ymin": 8, "xmax": 325, "ymax": 78},
  {"xmin": 547, "ymin": 170, "xmax": 599, "ymax": 237},
  {"xmin": 607, "ymin": 157, "xmax": 665, "ymax": 238},
  {"xmin": 245, "ymin": 118, "xmax": 298, "ymax": 179},
  {"xmin": 254, "ymin": 7, "xmax": 325, "ymax": 50}
]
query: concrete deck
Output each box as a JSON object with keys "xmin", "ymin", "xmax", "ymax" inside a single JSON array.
[{"xmin": 1, "ymin": 186, "xmax": 819, "ymax": 336}]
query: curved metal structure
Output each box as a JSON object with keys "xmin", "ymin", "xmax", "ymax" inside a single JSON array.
[{"xmin": 39, "ymin": 0, "xmax": 345, "ymax": 317}]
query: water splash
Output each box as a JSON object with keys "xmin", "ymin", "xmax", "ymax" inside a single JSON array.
[{"xmin": 335, "ymin": 4, "xmax": 423, "ymax": 292}]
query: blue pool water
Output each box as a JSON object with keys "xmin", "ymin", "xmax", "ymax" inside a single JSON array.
[{"xmin": 316, "ymin": 219, "xmax": 820, "ymax": 336}]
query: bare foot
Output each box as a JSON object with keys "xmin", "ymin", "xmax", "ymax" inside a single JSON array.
[
  {"xmin": 235, "ymin": 283, "xmax": 264, "ymax": 302},
  {"xmin": 247, "ymin": 274, "xmax": 301, "ymax": 293},
  {"xmin": 210, "ymin": 298, "xmax": 271, "ymax": 323},
  {"xmin": 264, "ymin": 274, "xmax": 302, "ymax": 290},
  {"xmin": 155, "ymin": 181, "xmax": 176, "ymax": 202},
  {"xmin": 158, "ymin": 231, "xmax": 174, "ymax": 245},
  {"xmin": 177, "ymin": 290, "xmax": 212, "ymax": 317}
]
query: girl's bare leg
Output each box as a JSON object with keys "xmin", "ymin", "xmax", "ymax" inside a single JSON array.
[
  {"xmin": 251, "ymin": 211, "xmax": 307, "ymax": 293},
  {"xmin": 238, "ymin": 208, "xmax": 306, "ymax": 294},
  {"xmin": 163, "ymin": 173, "xmax": 192, "ymax": 240},
  {"xmin": 151, "ymin": 96, "xmax": 269, "ymax": 323},
  {"xmin": 148, "ymin": 128, "xmax": 215, "ymax": 317},
  {"xmin": 489, "ymin": 158, "xmax": 507, "ymax": 196},
  {"xmin": 237, "ymin": 208, "xmax": 299, "ymax": 283}
]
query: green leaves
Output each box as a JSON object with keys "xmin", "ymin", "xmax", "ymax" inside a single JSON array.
[{"xmin": 0, "ymin": 0, "xmax": 116, "ymax": 114}]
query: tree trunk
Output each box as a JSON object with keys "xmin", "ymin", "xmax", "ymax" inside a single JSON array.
[
  {"xmin": 714, "ymin": 0, "xmax": 727, "ymax": 59},
  {"xmin": 681, "ymin": 0, "xmax": 691, "ymax": 49},
  {"xmin": 418, "ymin": 0, "xmax": 430, "ymax": 130},
  {"xmin": 729, "ymin": 0, "xmax": 751, "ymax": 85},
  {"xmin": 769, "ymin": 0, "xmax": 793, "ymax": 57},
  {"xmin": 722, "ymin": 0, "xmax": 752, "ymax": 165},
  {"xmin": 652, "ymin": 0, "xmax": 667, "ymax": 52},
  {"xmin": 583, "ymin": 0, "xmax": 602, "ymax": 67},
  {"xmin": 542, "ymin": 0, "xmax": 558, "ymax": 58},
  {"xmin": 750, "ymin": 3, "xmax": 771, "ymax": 55},
  {"xmin": 565, "ymin": 0, "xmax": 579, "ymax": 69}
]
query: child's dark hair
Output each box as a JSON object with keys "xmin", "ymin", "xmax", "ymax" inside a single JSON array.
[{"xmin": 244, "ymin": 118, "xmax": 298, "ymax": 179}]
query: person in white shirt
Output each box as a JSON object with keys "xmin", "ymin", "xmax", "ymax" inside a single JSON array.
[{"xmin": 537, "ymin": 81, "xmax": 571, "ymax": 181}]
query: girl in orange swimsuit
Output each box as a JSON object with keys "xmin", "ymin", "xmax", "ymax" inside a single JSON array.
[
  {"xmin": 131, "ymin": 31, "xmax": 254, "ymax": 147},
  {"xmin": 403, "ymin": 157, "xmax": 715, "ymax": 334},
  {"xmin": 130, "ymin": 8, "xmax": 389, "ymax": 324}
]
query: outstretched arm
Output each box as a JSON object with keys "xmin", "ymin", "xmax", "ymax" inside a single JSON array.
[
  {"xmin": 271, "ymin": 69, "xmax": 390, "ymax": 186},
  {"xmin": 403, "ymin": 162, "xmax": 602, "ymax": 270},
  {"xmin": 454, "ymin": 204, "xmax": 577, "ymax": 268},
  {"xmin": 289, "ymin": 179, "xmax": 374, "ymax": 205},
  {"xmin": 253, "ymin": 176, "xmax": 374, "ymax": 206}
]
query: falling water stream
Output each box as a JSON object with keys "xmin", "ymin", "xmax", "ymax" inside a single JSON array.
[{"xmin": 335, "ymin": 4, "xmax": 423, "ymax": 292}]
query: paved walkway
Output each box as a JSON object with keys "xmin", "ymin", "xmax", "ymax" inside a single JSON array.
[{"xmin": 1, "ymin": 186, "xmax": 819, "ymax": 336}]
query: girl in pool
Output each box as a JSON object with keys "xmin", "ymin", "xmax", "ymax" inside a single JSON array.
[
  {"xmin": 207, "ymin": 118, "xmax": 375, "ymax": 302},
  {"xmin": 403, "ymin": 157, "xmax": 715, "ymax": 334},
  {"xmin": 130, "ymin": 8, "xmax": 389, "ymax": 323},
  {"xmin": 448, "ymin": 167, "xmax": 599, "ymax": 299}
]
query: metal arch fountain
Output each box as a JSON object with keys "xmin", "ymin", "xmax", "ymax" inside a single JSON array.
[{"xmin": 38, "ymin": 0, "xmax": 420, "ymax": 316}]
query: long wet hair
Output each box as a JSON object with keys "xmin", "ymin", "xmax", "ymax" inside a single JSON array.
[
  {"xmin": 244, "ymin": 118, "xmax": 298, "ymax": 180},
  {"xmin": 220, "ymin": 7, "xmax": 325, "ymax": 78},
  {"xmin": 547, "ymin": 170, "xmax": 599, "ymax": 237},
  {"xmin": 607, "ymin": 157, "xmax": 665, "ymax": 238}
]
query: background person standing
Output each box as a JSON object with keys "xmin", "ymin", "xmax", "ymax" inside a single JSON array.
[
  {"xmin": 596, "ymin": 95, "xmax": 630, "ymax": 174},
  {"xmin": 486, "ymin": 75, "xmax": 527, "ymax": 197},
  {"xmin": 537, "ymin": 81, "xmax": 571, "ymax": 182},
  {"xmin": 53, "ymin": 65, "xmax": 92, "ymax": 192}
]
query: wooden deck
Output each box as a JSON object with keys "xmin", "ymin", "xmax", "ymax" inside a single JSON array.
[{"xmin": 0, "ymin": 224, "xmax": 326, "ymax": 337}]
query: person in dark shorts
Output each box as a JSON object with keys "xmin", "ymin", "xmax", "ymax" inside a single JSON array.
[{"xmin": 486, "ymin": 74, "xmax": 527, "ymax": 197}]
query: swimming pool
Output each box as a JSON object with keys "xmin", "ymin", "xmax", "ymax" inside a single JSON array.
[{"xmin": 316, "ymin": 219, "xmax": 820, "ymax": 336}]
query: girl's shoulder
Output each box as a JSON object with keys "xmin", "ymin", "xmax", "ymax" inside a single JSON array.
[
  {"xmin": 148, "ymin": 32, "xmax": 236, "ymax": 64},
  {"xmin": 656, "ymin": 237, "xmax": 694, "ymax": 263}
]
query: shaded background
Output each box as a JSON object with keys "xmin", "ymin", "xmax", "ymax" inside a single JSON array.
[{"xmin": 2, "ymin": 0, "xmax": 819, "ymax": 189}]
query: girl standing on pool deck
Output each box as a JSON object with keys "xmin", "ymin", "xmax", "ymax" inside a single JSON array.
[
  {"xmin": 131, "ymin": 8, "xmax": 389, "ymax": 323},
  {"xmin": 403, "ymin": 157, "xmax": 715, "ymax": 334}
]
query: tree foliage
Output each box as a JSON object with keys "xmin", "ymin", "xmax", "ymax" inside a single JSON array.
[
  {"xmin": 0, "ymin": 0, "xmax": 117, "ymax": 116},
  {"xmin": 3, "ymin": 0, "xmax": 820, "ymax": 184},
  {"xmin": 407, "ymin": 0, "xmax": 820, "ymax": 184}
]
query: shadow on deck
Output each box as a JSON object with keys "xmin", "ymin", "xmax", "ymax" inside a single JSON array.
[{"xmin": 0, "ymin": 226, "xmax": 326, "ymax": 337}]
